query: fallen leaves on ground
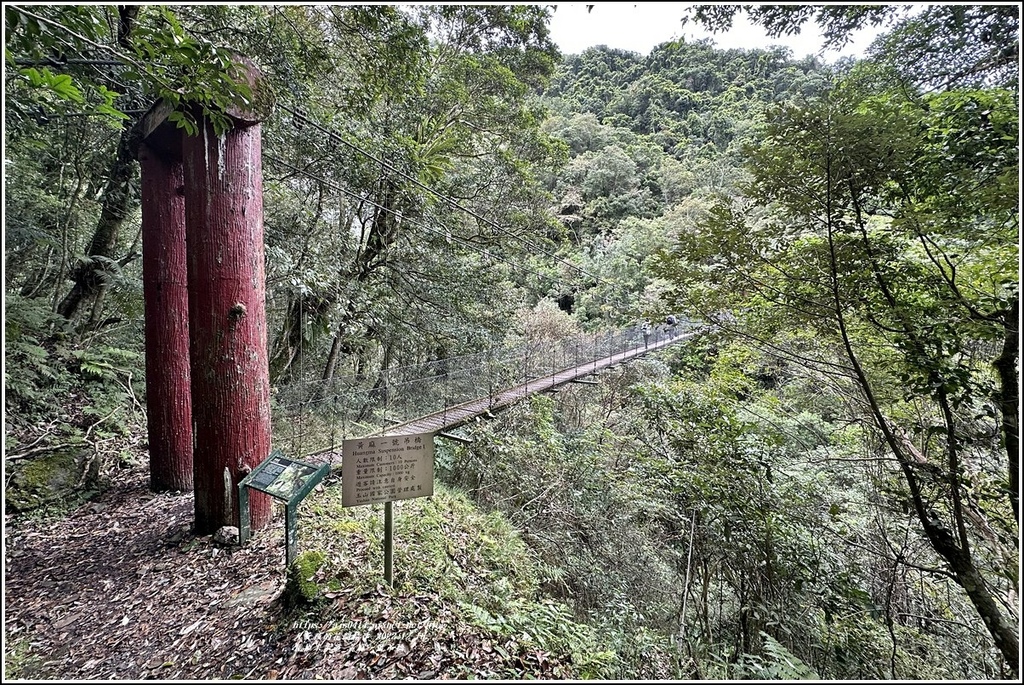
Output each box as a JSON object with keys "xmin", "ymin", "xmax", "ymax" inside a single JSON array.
[{"xmin": 4, "ymin": 465, "xmax": 577, "ymax": 680}]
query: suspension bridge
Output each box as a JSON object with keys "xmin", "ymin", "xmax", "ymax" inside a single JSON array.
[
  {"xmin": 85, "ymin": 50, "xmax": 705, "ymax": 529},
  {"xmin": 272, "ymin": 321, "xmax": 697, "ymax": 466}
]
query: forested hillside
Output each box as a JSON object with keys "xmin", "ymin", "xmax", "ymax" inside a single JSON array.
[{"xmin": 4, "ymin": 4, "xmax": 1019, "ymax": 680}]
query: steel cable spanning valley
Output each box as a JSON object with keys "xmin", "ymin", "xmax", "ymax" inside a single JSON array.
[
  {"xmin": 272, "ymin": 321, "xmax": 698, "ymax": 463},
  {"xmin": 12, "ymin": 38, "xmax": 703, "ymax": 464}
]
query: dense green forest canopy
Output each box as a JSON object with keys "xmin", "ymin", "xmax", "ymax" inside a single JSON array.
[{"xmin": 4, "ymin": 3, "xmax": 1019, "ymax": 680}]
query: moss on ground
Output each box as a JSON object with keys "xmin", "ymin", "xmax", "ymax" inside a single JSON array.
[
  {"xmin": 285, "ymin": 549, "xmax": 327, "ymax": 607},
  {"xmin": 291, "ymin": 480, "xmax": 617, "ymax": 678},
  {"xmin": 4, "ymin": 447, "xmax": 99, "ymax": 514},
  {"xmin": 3, "ymin": 636, "xmax": 43, "ymax": 680}
]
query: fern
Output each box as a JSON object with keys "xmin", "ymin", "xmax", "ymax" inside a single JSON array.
[
  {"xmin": 756, "ymin": 632, "xmax": 820, "ymax": 680},
  {"xmin": 5, "ymin": 339, "xmax": 60, "ymax": 407},
  {"xmin": 71, "ymin": 347, "xmax": 140, "ymax": 381}
]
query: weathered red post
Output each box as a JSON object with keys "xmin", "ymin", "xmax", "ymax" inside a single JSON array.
[
  {"xmin": 137, "ymin": 139, "xmax": 194, "ymax": 492},
  {"xmin": 182, "ymin": 64, "xmax": 274, "ymax": 535},
  {"xmin": 132, "ymin": 60, "xmax": 274, "ymax": 535}
]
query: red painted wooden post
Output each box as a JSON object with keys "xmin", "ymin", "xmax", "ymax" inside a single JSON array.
[
  {"xmin": 138, "ymin": 141, "xmax": 194, "ymax": 492},
  {"xmin": 183, "ymin": 115, "xmax": 272, "ymax": 535}
]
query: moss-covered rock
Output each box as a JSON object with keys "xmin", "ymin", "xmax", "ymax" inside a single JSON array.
[
  {"xmin": 284, "ymin": 549, "xmax": 327, "ymax": 609},
  {"xmin": 4, "ymin": 447, "xmax": 99, "ymax": 514}
]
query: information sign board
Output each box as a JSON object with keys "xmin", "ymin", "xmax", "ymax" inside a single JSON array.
[
  {"xmin": 245, "ymin": 451, "xmax": 324, "ymax": 502},
  {"xmin": 341, "ymin": 433, "xmax": 434, "ymax": 507},
  {"xmin": 238, "ymin": 449, "xmax": 329, "ymax": 566}
]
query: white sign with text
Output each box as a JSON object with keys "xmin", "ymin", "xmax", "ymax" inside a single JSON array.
[{"xmin": 341, "ymin": 433, "xmax": 435, "ymax": 507}]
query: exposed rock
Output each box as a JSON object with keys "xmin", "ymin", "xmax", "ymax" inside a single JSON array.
[
  {"xmin": 214, "ymin": 525, "xmax": 239, "ymax": 545},
  {"xmin": 4, "ymin": 447, "xmax": 98, "ymax": 513}
]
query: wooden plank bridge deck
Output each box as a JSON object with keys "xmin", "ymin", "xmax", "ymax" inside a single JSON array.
[
  {"xmin": 379, "ymin": 330, "xmax": 693, "ymax": 438},
  {"xmin": 302, "ymin": 330, "xmax": 694, "ymax": 470}
]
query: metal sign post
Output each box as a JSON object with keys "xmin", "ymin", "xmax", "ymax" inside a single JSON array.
[
  {"xmin": 238, "ymin": 450, "xmax": 330, "ymax": 566},
  {"xmin": 384, "ymin": 500, "xmax": 394, "ymax": 586},
  {"xmin": 342, "ymin": 432, "xmax": 435, "ymax": 586}
]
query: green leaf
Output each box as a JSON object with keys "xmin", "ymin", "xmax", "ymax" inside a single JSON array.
[{"xmin": 48, "ymin": 73, "xmax": 84, "ymax": 103}]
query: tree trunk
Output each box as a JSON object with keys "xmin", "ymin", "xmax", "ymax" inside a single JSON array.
[
  {"xmin": 321, "ymin": 299, "xmax": 365, "ymax": 383},
  {"xmin": 269, "ymin": 293, "xmax": 303, "ymax": 384},
  {"xmin": 848, "ymin": 339, "xmax": 1020, "ymax": 675},
  {"xmin": 321, "ymin": 181, "xmax": 404, "ymax": 382},
  {"xmin": 993, "ymin": 296, "xmax": 1019, "ymax": 524},
  {"xmin": 269, "ymin": 290, "xmax": 335, "ymax": 384},
  {"xmin": 922, "ymin": 516, "xmax": 1020, "ymax": 676},
  {"xmin": 322, "ymin": 323, "xmax": 345, "ymax": 383},
  {"xmin": 138, "ymin": 142, "xmax": 193, "ymax": 492},
  {"xmin": 56, "ymin": 127, "xmax": 137, "ymax": 323},
  {"xmin": 183, "ymin": 116, "xmax": 272, "ymax": 535},
  {"xmin": 56, "ymin": 5, "xmax": 141, "ymax": 324}
]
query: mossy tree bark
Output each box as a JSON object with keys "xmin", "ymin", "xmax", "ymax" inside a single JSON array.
[{"xmin": 55, "ymin": 5, "xmax": 141, "ymax": 326}]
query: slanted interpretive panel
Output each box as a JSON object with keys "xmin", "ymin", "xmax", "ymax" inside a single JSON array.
[
  {"xmin": 243, "ymin": 450, "xmax": 326, "ymax": 504},
  {"xmin": 238, "ymin": 449, "xmax": 329, "ymax": 566}
]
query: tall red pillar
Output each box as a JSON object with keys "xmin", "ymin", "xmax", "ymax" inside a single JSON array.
[
  {"xmin": 139, "ymin": 142, "xmax": 194, "ymax": 492},
  {"xmin": 183, "ymin": 117, "xmax": 272, "ymax": 535}
]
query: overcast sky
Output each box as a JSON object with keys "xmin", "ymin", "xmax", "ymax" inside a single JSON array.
[{"xmin": 546, "ymin": 3, "xmax": 886, "ymax": 60}]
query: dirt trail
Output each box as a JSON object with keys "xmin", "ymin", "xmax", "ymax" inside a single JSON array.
[
  {"xmin": 4, "ymin": 469, "xmax": 293, "ymax": 679},
  {"xmin": 4, "ymin": 466, "xmax": 567, "ymax": 680}
]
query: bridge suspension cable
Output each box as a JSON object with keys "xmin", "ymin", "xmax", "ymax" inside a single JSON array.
[
  {"xmin": 9, "ymin": 12, "xmax": 612, "ymax": 291},
  {"xmin": 263, "ymin": 153, "xmax": 577, "ymax": 287},
  {"xmin": 276, "ymin": 103, "xmax": 613, "ymax": 290}
]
